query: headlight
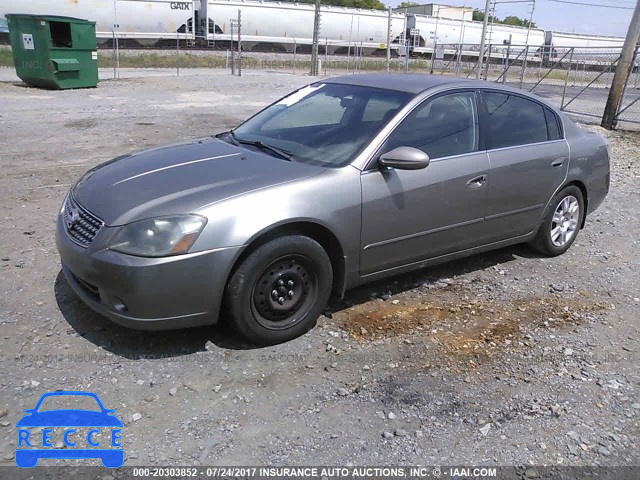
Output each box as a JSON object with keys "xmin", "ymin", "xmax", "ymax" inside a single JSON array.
[{"xmin": 109, "ymin": 215, "xmax": 207, "ymax": 257}]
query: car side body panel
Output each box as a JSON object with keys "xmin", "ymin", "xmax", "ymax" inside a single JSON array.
[
  {"xmin": 359, "ymin": 151, "xmax": 491, "ymax": 275},
  {"xmin": 485, "ymin": 140, "xmax": 570, "ymax": 241},
  {"xmin": 562, "ymin": 116, "xmax": 610, "ymax": 215},
  {"xmin": 55, "ymin": 76, "xmax": 610, "ymax": 332}
]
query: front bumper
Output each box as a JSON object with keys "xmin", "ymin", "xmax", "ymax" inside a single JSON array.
[{"xmin": 56, "ymin": 214, "xmax": 241, "ymax": 330}]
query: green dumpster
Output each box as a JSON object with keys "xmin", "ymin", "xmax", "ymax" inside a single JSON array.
[{"xmin": 6, "ymin": 14, "xmax": 98, "ymax": 89}]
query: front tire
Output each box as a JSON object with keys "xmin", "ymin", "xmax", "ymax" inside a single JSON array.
[
  {"xmin": 530, "ymin": 185, "xmax": 585, "ymax": 256},
  {"xmin": 224, "ymin": 235, "xmax": 333, "ymax": 345}
]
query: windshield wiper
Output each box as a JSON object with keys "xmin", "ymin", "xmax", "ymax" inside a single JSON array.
[{"xmin": 230, "ymin": 131, "xmax": 294, "ymax": 161}]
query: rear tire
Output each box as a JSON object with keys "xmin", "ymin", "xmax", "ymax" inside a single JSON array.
[
  {"xmin": 224, "ymin": 235, "xmax": 333, "ymax": 345},
  {"xmin": 530, "ymin": 185, "xmax": 585, "ymax": 257}
]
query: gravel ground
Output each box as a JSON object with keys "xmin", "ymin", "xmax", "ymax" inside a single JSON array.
[{"xmin": 0, "ymin": 70, "xmax": 638, "ymax": 468}]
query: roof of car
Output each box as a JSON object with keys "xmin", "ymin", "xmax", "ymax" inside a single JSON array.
[{"xmin": 324, "ymin": 73, "xmax": 485, "ymax": 94}]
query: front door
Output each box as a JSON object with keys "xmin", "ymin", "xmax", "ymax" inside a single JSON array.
[{"xmin": 360, "ymin": 90, "xmax": 491, "ymax": 276}]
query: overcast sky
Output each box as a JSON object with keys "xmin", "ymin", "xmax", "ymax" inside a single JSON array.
[{"xmin": 386, "ymin": 0, "xmax": 634, "ymax": 37}]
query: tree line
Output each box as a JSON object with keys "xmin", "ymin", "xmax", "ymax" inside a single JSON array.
[{"xmin": 275, "ymin": 1, "xmax": 537, "ymax": 29}]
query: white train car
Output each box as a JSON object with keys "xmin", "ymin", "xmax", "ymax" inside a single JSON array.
[
  {"xmin": 485, "ymin": 22, "xmax": 545, "ymax": 49},
  {"xmin": 202, "ymin": 0, "xmax": 405, "ymax": 52},
  {"xmin": 409, "ymin": 14, "xmax": 545, "ymax": 52},
  {"xmin": 542, "ymin": 31, "xmax": 626, "ymax": 64},
  {"xmin": 0, "ymin": 0, "xmax": 196, "ymax": 43},
  {"xmin": 547, "ymin": 32, "xmax": 624, "ymax": 53}
]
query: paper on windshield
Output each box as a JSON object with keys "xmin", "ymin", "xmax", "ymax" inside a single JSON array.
[{"xmin": 276, "ymin": 84, "xmax": 325, "ymax": 107}]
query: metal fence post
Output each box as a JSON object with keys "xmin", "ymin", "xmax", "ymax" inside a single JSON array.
[
  {"xmin": 430, "ymin": 42, "xmax": 437, "ymax": 74},
  {"xmin": 561, "ymin": 48, "xmax": 575, "ymax": 109},
  {"xmin": 177, "ymin": 32, "xmax": 180, "ymax": 77},
  {"xmin": 483, "ymin": 44, "xmax": 491, "ymax": 80},
  {"xmin": 325, "ymin": 38, "xmax": 328, "ymax": 76},
  {"xmin": 113, "ymin": 0, "xmax": 120, "ymax": 79},
  {"xmin": 230, "ymin": 21, "xmax": 235, "ymax": 75},
  {"xmin": 477, "ymin": 0, "xmax": 491, "ymax": 79},
  {"xmin": 386, "ymin": 7, "xmax": 392, "ymax": 73},
  {"xmin": 519, "ymin": 46, "xmax": 529, "ymax": 89},
  {"xmin": 112, "ymin": 31, "xmax": 117, "ymax": 79},
  {"xmin": 311, "ymin": 0, "xmax": 321, "ymax": 75},
  {"xmin": 237, "ymin": 10, "xmax": 242, "ymax": 77},
  {"xmin": 503, "ymin": 42, "xmax": 511, "ymax": 84}
]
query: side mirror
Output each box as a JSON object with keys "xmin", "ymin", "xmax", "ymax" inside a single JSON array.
[{"xmin": 378, "ymin": 147, "xmax": 430, "ymax": 170}]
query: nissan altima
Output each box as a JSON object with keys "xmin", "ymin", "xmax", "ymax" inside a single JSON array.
[{"xmin": 56, "ymin": 74, "xmax": 610, "ymax": 344}]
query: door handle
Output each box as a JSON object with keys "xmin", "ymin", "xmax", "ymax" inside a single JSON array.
[
  {"xmin": 552, "ymin": 157, "xmax": 566, "ymax": 167},
  {"xmin": 466, "ymin": 174, "xmax": 487, "ymax": 189}
]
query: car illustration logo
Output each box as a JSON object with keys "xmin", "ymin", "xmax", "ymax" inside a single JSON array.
[
  {"xmin": 66, "ymin": 205, "xmax": 81, "ymax": 230},
  {"xmin": 15, "ymin": 391, "xmax": 124, "ymax": 468}
]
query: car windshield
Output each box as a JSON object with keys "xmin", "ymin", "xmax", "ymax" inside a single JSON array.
[
  {"xmin": 229, "ymin": 83, "xmax": 413, "ymax": 167},
  {"xmin": 37, "ymin": 395, "xmax": 102, "ymax": 412}
]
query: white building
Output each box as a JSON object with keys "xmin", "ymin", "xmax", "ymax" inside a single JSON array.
[{"xmin": 393, "ymin": 3, "xmax": 474, "ymax": 22}]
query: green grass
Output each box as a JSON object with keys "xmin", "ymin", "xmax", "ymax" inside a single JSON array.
[
  {"xmin": 0, "ymin": 47, "xmax": 429, "ymax": 72},
  {"xmin": 99, "ymin": 52, "xmax": 227, "ymax": 69},
  {"xmin": 0, "ymin": 48, "xmax": 609, "ymax": 86},
  {"xmin": 0, "ymin": 48, "xmax": 14, "ymax": 67}
]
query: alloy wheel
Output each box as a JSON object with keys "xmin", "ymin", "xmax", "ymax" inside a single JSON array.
[{"xmin": 550, "ymin": 195, "xmax": 580, "ymax": 247}]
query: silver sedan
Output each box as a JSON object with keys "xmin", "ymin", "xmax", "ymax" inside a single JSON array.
[{"xmin": 56, "ymin": 74, "xmax": 610, "ymax": 344}]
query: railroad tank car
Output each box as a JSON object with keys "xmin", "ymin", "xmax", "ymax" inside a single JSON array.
[
  {"xmin": 546, "ymin": 30, "xmax": 625, "ymax": 61},
  {"xmin": 201, "ymin": 0, "xmax": 406, "ymax": 52},
  {"xmin": 542, "ymin": 31, "xmax": 626, "ymax": 64},
  {"xmin": 549, "ymin": 31, "xmax": 625, "ymax": 50},
  {"xmin": 0, "ymin": 0, "xmax": 196, "ymax": 44},
  {"xmin": 408, "ymin": 14, "xmax": 545, "ymax": 52},
  {"xmin": 0, "ymin": 0, "xmax": 627, "ymax": 63}
]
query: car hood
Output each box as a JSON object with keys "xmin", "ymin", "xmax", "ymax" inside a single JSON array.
[{"xmin": 73, "ymin": 138, "xmax": 324, "ymax": 226}]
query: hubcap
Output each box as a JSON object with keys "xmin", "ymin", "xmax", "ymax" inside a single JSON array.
[
  {"xmin": 550, "ymin": 195, "xmax": 579, "ymax": 247},
  {"xmin": 252, "ymin": 255, "xmax": 316, "ymax": 330}
]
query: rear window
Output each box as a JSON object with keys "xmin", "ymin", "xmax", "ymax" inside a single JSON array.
[{"xmin": 484, "ymin": 92, "xmax": 549, "ymax": 149}]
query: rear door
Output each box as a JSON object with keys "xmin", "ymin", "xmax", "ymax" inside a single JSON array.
[{"xmin": 480, "ymin": 90, "xmax": 569, "ymax": 241}]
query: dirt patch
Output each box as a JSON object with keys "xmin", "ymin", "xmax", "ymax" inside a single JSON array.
[
  {"xmin": 64, "ymin": 119, "xmax": 98, "ymax": 129},
  {"xmin": 338, "ymin": 286, "xmax": 611, "ymax": 359}
]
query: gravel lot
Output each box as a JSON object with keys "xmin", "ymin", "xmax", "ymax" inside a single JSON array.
[{"xmin": 0, "ymin": 70, "xmax": 638, "ymax": 469}]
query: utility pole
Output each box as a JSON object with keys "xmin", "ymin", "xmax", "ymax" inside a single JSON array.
[
  {"xmin": 602, "ymin": 0, "xmax": 640, "ymax": 129},
  {"xmin": 476, "ymin": 0, "xmax": 491, "ymax": 80},
  {"xmin": 311, "ymin": 0, "xmax": 321, "ymax": 76}
]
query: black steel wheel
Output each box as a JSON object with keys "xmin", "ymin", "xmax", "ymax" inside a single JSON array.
[
  {"xmin": 251, "ymin": 254, "xmax": 317, "ymax": 330},
  {"xmin": 224, "ymin": 235, "xmax": 332, "ymax": 345}
]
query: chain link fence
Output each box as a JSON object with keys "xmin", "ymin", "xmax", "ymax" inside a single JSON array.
[
  {"xmin": 1, "ymin": 17, "xmax": 637, "ymax": 128},
  {"xmin": 426, "ymin": 43, "xmax": 640, "ymax": 127},
  {"xmin": 93, "ymin": 35, "xmax": 639, "ymax": 128}
]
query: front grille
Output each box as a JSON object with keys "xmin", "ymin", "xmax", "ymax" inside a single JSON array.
[{"xmin": 63, "ymin": 194, "xmax": 104, "ymax": 247}]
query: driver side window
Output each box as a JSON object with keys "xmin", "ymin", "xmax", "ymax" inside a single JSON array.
[{"xmin": 382, "ymin": 91, "xmax": 479, "ymax": 160}]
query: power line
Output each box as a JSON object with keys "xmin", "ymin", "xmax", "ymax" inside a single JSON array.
[
  {"xmin": 575, "ymin": 0, "xmax": 635, "ymax": 3},
  {"xmin": 545, "ymin": 0, "xmax": 634, "ymax": 9}
]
